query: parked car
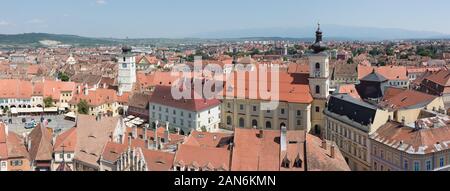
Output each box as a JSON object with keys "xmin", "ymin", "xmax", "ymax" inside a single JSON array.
[{"xmin": 24, "ymin": 121, "xmax": 37, "ymax": 129}]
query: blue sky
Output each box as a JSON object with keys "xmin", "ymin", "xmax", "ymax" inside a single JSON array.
[{"xmin": 0, "ymin": 0, "xmax": 449, "ymax": 38}]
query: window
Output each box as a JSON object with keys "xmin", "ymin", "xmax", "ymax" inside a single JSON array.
[
  {"xmin": 253, "ymin": 106, "xmax": 257, "ymax": 112},
  {"xmin": 60, "ymin": 154, "xmax": 64, "ymax": 159},
  {"xmin": 297, "ymin": 120, "xmax": 301, "ymax": 126},
  {"xmin": 189, "ymin": 113, "xmax": 192, "ymax": 118},
  {"xmin": 440, "ymin": 157, "xmax": 445, "ymax": 167},
  {"xmin": 315, "ymin": 85, "xmax": 320, "ymax": 94},
  {"xmin": 280, "ymin": 109, "xmax": 285, "ymax": 115},
  {"xmin": 239, "ymin": 118, "xmax": 245, "ymax": 128},
  {"xmin": 226, "ymin": 116, "xmax": 232, "ymax": 125},
  {"xmin": 374, "ymin": 162, "xmax": 378, "ymax": 171},
  {"xmin": 315, "ymin": 62, "xmax": 320, "ymax": 69},
  {"xmin": 265, "ymin": 121, "xmax": 272, "ymax": 129},
  {"xmin": 252, "ymin": 120, "xmax": 258, "ymax": 128},
  {"xmin": 426, "ymin": 160, "xmax": 432, "ymax": 171},
  {"xmin": 239, "ymin": 104, "xmax": 244, "ymax": 110},
  {"xmin": 122, "ymin": 63, "xmax": 127, "ymax": 68},
  {"xmin": 67, "ymin": 154, "xmax": 71, "ymax": 158},
  {"xmin": 227, "ymin": 103, "xmax": 231, "ymax": 108},
  {"xmin": 297, "ymin": 110, "xmax": 302, "ymax": 116},
  {"xmin": 315, "ymin": 106, "xmax": 320, "ymax": 112},
  {"xmin": 123, "ymin": 57, "xmax": 126, "ymax": 62},
  {"xmin": 414, "ymin": 161, "xmax": 420, "ymax": 171},
  {"xmin": 404, "ymin": 160, "xmax": 409, "ymax": 170}
]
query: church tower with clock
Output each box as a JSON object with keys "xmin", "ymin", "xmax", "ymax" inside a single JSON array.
[{"xmin": 308, "ymin": 24, "xmax": 330, "ymax": 136}]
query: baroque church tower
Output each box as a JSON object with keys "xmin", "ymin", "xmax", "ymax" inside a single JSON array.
[{"xmin": 308, "ymin": 24, "xmax": 330, "ymax": 136}]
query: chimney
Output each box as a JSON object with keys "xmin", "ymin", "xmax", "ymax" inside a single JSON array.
[
  {"xmin": 330, "ymin": 144, "xmax": 336, "ymax": 159},
  {"xmin": 132, "ymin": 126, "xmax": 138, "ymax": 139},
  {"xmin": 143, "ymin": 127, "xmax": 148, "ymax": 140},
  {"xmin": 103, "ymin": 83, "xmax": 107, "ymax": 89},
  {"xmin": 153, "ymin": 121, "xmax": 159, "ymax": 150},
  {"xmin": 77, "ymin": 85, "xmax": 81, "ymax": 94},
  {"xmin": 280, "ymin": 126, "xmax": 287, "ymax": 152},
  {"xmin": 84, "ymin": 84, "xmax": 89, "ymax": 96},
  {"xmin": 322, "ymin": 138, "xmax": 327, "ymax": 150},
  {"xmin": 110, "ymin": 132, "xmax": 113, "ymax": 142},
  {"xmin": 128, "ymin": 135, "xmax": 132, "ymax": 147},
  {"xmin": 164, "ymin": 122, "xmax": 170, "ymax": 144},
  {"xmin": 259, "ymin": 129, "xmax": 264, "ymax": 138},
  {"xmin": 145, "ymin": 139, "xmax": 150, "ymax": 150}
]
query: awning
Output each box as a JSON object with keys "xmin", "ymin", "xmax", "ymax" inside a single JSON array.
[
  {"xmin": 64, "ymin": 112, "xmax": 76, "ymax": 119},
  {"xmin": 12, "ymin": 107, "xmax": 44, "ymax": 114},
  {"xmin": 44, "ymin": 107, "xmax": 58, "ymax": 112}
]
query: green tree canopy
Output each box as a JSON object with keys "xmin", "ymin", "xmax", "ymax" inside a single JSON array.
[
  {"xmin": 43, "ymin": 97, "xmax": 54, "ymax": 108},
  {"xmin": 58, "ymin": 72, "xmax": 70, "ymax": 82},
  {"xmin": 77, "ymin": 99, "xmax": 90, "ymax": 115}
]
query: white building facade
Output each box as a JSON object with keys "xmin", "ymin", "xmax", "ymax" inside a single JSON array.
[
  {"xmin": 118, "ymin": 46, "xmax": 137, "ymax": 94},
  {"xmin": 149, "ymin": 103, "xmax": 221, "ymax": 134}
]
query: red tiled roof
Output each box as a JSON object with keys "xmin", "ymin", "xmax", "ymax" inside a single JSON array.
[
  {"xmin": 149, "ymin": 85, "xmax": 221, "ymax": 112},
  {"xmin": 379, "ymin": 89, "xmax": 437, "ymax": 111},
  {"xmin": 358, "ymin": 65, "xmax": 408, "ymax": 81},
  {"xmin": 142, "ymin": 149, "xmax": 175, "ymax": 171},
  {"xmin": 372, "ymin": 121, "xmax": 450, "ymax": 154},
  {"xmin": 184, "ymin": 131, "xmax": 233, "ymax": 148},
  {"xmin": 174, "ymin": 144, "xmax": 230, "ymax": 171},
  {"xmin": 70, "ymin": 88, "xmax": 118, "ymax": 107},
  {"xmin": 28, "ymin": 124, "xmax": 53, "ymax": 161},
  {"xmin": 423, "ymin": 68, "xmax": 450, "ymax": 87},
  {"xmin": 336, "ymin": 84, "xmax": 361, "ymax": 100},
  {"xmin": 54, "ymin": 127, "xmax": 77, "ymax": 153}
]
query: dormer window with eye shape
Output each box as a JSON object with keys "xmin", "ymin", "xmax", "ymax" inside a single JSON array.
[
  {"xmin": 281, "ymin": 156, "xmax": 290, "ymax": 168},
  {"xmin": 294, "ymin": 154, "xmax": 302, "ymax": 168}
]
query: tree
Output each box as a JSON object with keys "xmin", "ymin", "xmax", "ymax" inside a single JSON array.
[
  {"xmin": 77, "ymin": 99, "xmax": 90, "ymax": 115},
  {"xmin": 58, "ymin": 72, "xmax": 70, "ymax": 82},
  {"xmin": 43, "ymin": 97, "xmax": 54, "ymax": 108},
  {"xmin": 2, "ymin": 107, "xmax": 9, "ymax": 115}
]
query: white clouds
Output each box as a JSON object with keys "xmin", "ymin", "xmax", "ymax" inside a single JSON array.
[
  {"xmin": 0, "ymin": 20, "xmax": 11, "ymax": 26},
  {"xmin": 96, "ymin": 0, "xmax": 107, "ymax": 5},
  {"xmin": 27, "ymin": 18, "xmax": 46, "ymax": 24}
]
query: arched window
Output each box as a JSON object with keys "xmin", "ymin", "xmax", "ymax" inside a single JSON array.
[
  {"xmin": 266, "ymin": 121, "xmax": 272, "ymax": 129},
  {"xmin": 239, "ymin": 118, "xmax": 245, "ymax": 128},
  {"xmin": 315, "ymin": 85, "xmax": 321, "ymax": 94},
  {"xmin": 252, "ymin": 120, "xmax": 258, "ymax": 128},
  {"xmin": 226, "ymin": 116, "xmax": 232, "ymax": 125},
  {"xmin": 315, "ymin": 62, "xmax": 321, "ymax": 69}
]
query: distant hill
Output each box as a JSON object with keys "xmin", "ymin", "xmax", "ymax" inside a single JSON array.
[
  {"xmin": 0, "ymin": 33, "xmax": 114, "ymax": 47},
  {"xmin": 192, "ymin": 25, "xmax": 450, "ymax": 40}
]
